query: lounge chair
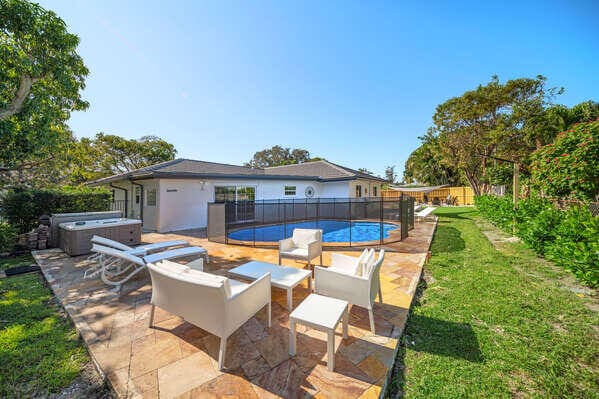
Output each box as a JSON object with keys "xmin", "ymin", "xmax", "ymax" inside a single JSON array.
[
  {"xmin": 314, "ymin": 249, "xmax": 385, "ymax": 333},
  {"xmin": 415, "ymin": 206, "xmax": 436, "ymax": 222},
  {"xmin": 90, "ymin": 235, "xmax": 190, "ymax": 256},
  {"xmin": 147, "ymin": 260, "xmax": 271, "ymax": 370},
  {"xmin": 278, "ymin": 228, "xmax": 323, "ymax": 269},
  {"xmin": 86, "ymin": 244, "xmax": 208, "ymax": 289}
]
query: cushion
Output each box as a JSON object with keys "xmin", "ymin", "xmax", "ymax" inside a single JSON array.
[
  {"xmin": 361, "ymin": 249, "xmax": 376, "ymax": 276},
  {"xmin": 280, "ymin": 247, "xmax": 309, "ymax": 259},
  {"xmin": 292, "ymin": 229, "xmax": 320, "ymax": 249},
  {"xmin": 225, "ymin": 279, "xmax": 249, "ymax": 298}
]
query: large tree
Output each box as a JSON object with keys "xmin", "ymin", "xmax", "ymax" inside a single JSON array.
[
  {"xmin": 0, "ymin": 0, "xmax": 89, "ymax": 182},
  {"xmin": 245, "ymin": 145, "xmax": 317, "ymax": 168},
  {"xmin": 68, "ymin": 133, "xmax": 177, "ymax": 183},
  {"xmin": 429, "ymin": 75, "xmax": 561, "ymax": 195},
  {"xmin": 403, "ymin": 131, "xmax": 463, "ymax": 186}
]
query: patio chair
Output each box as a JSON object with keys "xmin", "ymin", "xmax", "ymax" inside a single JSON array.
[
  {"xmin": 147, "ymin": 260, "xmax": 271, "ymax": 370},
  {"xmin": 314, "ymin": 249, "xmax": 385, "ymax": 333},
  {"xmin": 415, "ymin": 206, "xmax": 436, "ymax": 222},
  {"xmin": 86, "ymin": 244, "xmax": 208, "ymax": 290},
  {"xmin": 278, "ymin": 228, "xmax": 323, "ymax": 269},
  {"xmin": 91, "ymin": 235, "xmax": 190, "ymax": 255}
]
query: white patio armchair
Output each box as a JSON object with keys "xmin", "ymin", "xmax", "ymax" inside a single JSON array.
[
  {"xmin": 147, "ymin": 260, "xmax": 271, "ymax": 370},
  {"xmin": 278, "ymin": 228, "xmax": 323, "ymax": 269},
  {"xmin": 314, "ymin": 249, "xmax": 385, "ymax": 333}
]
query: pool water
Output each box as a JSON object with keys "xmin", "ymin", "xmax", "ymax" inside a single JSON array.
[{"xmin": 228, "ymin": 219, "xmax": 399, "ymax": 243}]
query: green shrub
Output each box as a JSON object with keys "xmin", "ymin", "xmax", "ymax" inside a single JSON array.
[
  {"xmin": 0, "ymin": 222, "xmax": 18, "ymax": 253},
  {"xmin": 530, "ymin": 119, "xmax": 599, "ymax": 201},
  {"xmin": 475, "ymin": 195, "xmax": 599, "ymax": 287},
  {"xmin": 0, "ymin": 186, "xmax": 111, "ymax": 233}
]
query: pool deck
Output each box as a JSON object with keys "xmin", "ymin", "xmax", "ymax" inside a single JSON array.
[{"xmin": 33, "ymin": 219, "xmax": 436, "ymax": 398}]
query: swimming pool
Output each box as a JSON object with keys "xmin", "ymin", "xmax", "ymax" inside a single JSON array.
[{"xmin": 227, "ymin": 219, "xmax": 399, "ymax": 243}]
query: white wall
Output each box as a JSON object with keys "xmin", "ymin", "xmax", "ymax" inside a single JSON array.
[
  {"xmin": 349, "ymin": 179, "xmax": 383, "ymax": 198},
  {"xmin": 320, "ymin": 181, "xmax": 350, "ymax": 198}
]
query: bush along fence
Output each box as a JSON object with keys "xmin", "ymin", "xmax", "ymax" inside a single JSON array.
[
  {"xmin": 475, "ymin": 195, "xmax": 599, "ymax": 287},
  {"xmin": 0, "ymin": 186, "xmax": 112, "ymax": 253}
]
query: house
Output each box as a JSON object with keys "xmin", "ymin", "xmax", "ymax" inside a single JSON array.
[{"xmin": 88, "ymin": 159, "xmax": 386, "ymax": 232}]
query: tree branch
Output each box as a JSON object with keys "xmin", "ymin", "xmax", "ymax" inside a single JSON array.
[{"xmin": 0, "ymin": 75, "xmax": 38, "ymax": 120}]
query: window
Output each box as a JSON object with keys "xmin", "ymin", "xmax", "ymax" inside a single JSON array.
[
  {"xmin": 284, "ymin": 186, "xmax": 296, "ymax": 196},
  {"xmin": 373, "ymin": 186, "xmax": 378, "ymax": 197},
  {"xmin": 146, "ymin": 189, "xmax": 157, "ymax": 206},
  {"xmin": 214, "ymin": 186, "xmax": 255, "ymax": 202},
  {"xmin": 355, "ymin": 185, "xmax": 362, "ymax": 198},
  {"xmin": 135, "ymin": 187, "xmax": 141, "ymax": 204}
]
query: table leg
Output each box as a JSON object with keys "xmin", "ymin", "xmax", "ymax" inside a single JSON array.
[
  {"xmin": 289, "ymin": 319, "xmax": 296, "ymax": 356},
  {"xmin": 327, "ymin": 330, "xmax": 335, "ymax": 371},
  {"xmin": 343, "ymin": 306, "xmax": 349, "ymax": 339},
  {"xmin": 307, "ymin": 276, "xmax": 312, "ymax": 291},
  {"xmin": 287, "ymin": 288, "xmax": 293, "ymax": 311}
]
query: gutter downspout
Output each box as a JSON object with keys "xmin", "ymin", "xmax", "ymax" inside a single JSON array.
[
  {"xmin": 130, "ymin": 179, "xmax": 144, "ymax": 224},
  {"xmin": 109, "ymin": 183, "xmax": 128, "ymax": 217}
]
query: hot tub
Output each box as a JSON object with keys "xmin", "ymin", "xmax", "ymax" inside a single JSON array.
[{"xmin": 59, "ymin": 218, "xmax": 142, "ymax": 256}]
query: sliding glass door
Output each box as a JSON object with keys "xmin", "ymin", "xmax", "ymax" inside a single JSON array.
[{"xmin": 215, "ymin": 186, "xmax": 256, "ymax": 223}]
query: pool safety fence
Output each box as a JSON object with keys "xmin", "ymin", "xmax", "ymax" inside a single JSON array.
[{"xmin": 207, "ymin": 197, "xmax": 415, "ymax": 247}]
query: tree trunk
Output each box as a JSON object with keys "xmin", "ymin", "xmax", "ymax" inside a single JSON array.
[{"xmin": 0, "ymin": 75, "xmax": 36, "ymax": 120}]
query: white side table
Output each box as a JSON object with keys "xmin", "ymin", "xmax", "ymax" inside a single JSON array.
[{"xmin": 289, "ymin": 294, "xmax": 349, "ymax": 371}]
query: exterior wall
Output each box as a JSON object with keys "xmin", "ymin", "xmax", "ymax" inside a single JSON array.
[
  {"xmin": 349, "ymin": 179, "xmax": 383, "ymax": 198},
  {"xmin": 320, "ymin": 181, "xmax": 350, "ymax": 198},
  {"xmin": 106, "ymin": 177, "xmax": 383, "ymax": 232}
]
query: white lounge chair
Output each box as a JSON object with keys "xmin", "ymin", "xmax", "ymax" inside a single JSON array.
[
  {"xmin": 314, "ymin": 249, "xmax": 385, "ymax": 333},
  {"xmin": 86, "ymin": 244, "xmax": 208, "ymax": 289},
  {"xmin": 147, "ymin": 260, "xmax": 271, "ymax": 370},
  {"xmin": 415, "ymin": 206, "xmax": 436, "ymax": 222},
  {"xmin": 90, "ymin": 235, "xmax": 190, "ymax": 256},
  {"xmin": 278, "ymin": 228, "xmax": 323, "ymax": 269}
]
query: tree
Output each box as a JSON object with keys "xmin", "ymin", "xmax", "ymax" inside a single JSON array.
[
  {"xmin": 403, "ymin": 132, "xmax": 463, "ymax": 186},
  {"xmin": 68, "ymin": 133, "xmax": 177, "ymax": 183},
  {"xmin": 358, "ymin": 167, "xmax": 373, "ymax": 175},
  {"xmin": 384, "ymin": 165, "xmax": 396, "ymax": 184},
  {"xmin": 0, "ymin": 0, "xmax": 89, "ymax": 181},
  {"xmin": 430, "ymin": 75, "xmax": 561, "ymax": 195},
  {"xmin": 245, "ymin": 145, "xmax": 316, "ymax": 168}
]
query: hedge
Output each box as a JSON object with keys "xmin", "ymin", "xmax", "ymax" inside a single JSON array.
[
  {"xmin": 475, "ymin": 195, "xmax": 599, "ymax": 287},
  {"xmin": 0, "ymin": 222, "xmax": 17, "ymax": 253},
  {"xmin": 0, "ymin": 186, "xmax": 112, "ymax": 233}
]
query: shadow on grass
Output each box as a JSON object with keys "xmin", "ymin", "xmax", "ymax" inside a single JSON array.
[
  {"xmin": 402, "ymin": 314, "xmax": 483, "ymax": 362},
  {"xmin": 433, "ymin": 208, "xmax": 477, "ymax": 220},
  {"xmin": 431, "ymin": 225, "xmax": 465, "ymax": 253}
]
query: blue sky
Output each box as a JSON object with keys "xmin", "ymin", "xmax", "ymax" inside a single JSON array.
[{"xmin": 41, "ymin": 0, "xmax": 599, "ymax": 178}]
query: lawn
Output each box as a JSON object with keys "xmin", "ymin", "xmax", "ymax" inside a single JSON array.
[
  {"xmin": 390, "ymin": 207, "xmax": 599, "ymax": 398},
  {"xmin": 0, "ymin": 254, "xmax": 90, "ymax": 397}
]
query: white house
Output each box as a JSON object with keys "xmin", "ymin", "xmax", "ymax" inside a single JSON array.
[{"xmin": 88, "ymin": 159, "xmax": 386, "ymax": 232}]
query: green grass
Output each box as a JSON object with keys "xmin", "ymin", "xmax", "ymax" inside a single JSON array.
[
  {"xmin": 0, "ymin": 255, "xmax": 89, "ymax": 397},
  {"xmin": 0, "ymin": 254, "xmax": 36, "ymax": 271},
  {"xmin": 391, "ymin": 207, "xmax": 599, "ymax": 398}
]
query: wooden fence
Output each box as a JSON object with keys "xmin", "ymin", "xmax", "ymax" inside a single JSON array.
[{"xmin": 382, "ymin": 186, "xmax": 475, "ymax": 206}]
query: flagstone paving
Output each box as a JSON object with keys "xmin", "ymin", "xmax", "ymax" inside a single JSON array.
[{"xmin": 33, "ymin": 219, "xmax": 436, "ymax": 399}]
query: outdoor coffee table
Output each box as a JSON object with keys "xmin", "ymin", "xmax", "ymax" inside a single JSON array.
[
  {"xmin": 289, "ymin": 293, "xmax": 349, "ymax": 371},
  {"xmin": 228, "ymin": 261, "xmax": 312, "ymax": 310}
]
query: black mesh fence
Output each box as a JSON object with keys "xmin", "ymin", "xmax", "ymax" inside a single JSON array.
[{"xmin": 211, "ymin": 197, "xmax": 415, "ymax": 247}]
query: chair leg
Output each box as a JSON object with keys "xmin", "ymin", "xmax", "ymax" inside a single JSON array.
[
  {"xmin": 378, "ymin": 285, "xmax": 383, "ymax": 303},
  {"xmin": 267, "ymin": 302, "xmax": 272, "ymax": 328},
  {"xmin": 278, "ymin": 255, "xmax": 282, "ymax": 265},
  {"xmin": 368, "ymin": 308, "xmax": 375, "ymax": 333},
  {"xmin": 218, "ymin": 336, "xmax": 227, "ymax": 370},
  {"xmin": 148, "ymin": 304, "xmax": 155, "ymax": 328},
  {"xmin": 320, "ymin": 254, "xmax": 323, "ymax": 266}
]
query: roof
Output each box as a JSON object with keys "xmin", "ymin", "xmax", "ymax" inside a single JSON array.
[
  {"xmin": 264, "ymin": 160, "xmax": 386, "ymax": 182},
  {"xmin": 87, "ymin": 158, "xmax": 386, "ymax": 185}
]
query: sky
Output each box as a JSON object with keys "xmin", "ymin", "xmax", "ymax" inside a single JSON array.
[{"xmin": 40, "ymin": 0, "xmax": 599, "ymax": 178}]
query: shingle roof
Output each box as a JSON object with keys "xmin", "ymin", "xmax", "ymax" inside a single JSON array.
[
  {"xmin": 87, "ymin": 158, "xmax": 385, "ymax": 185},
  {"xmin": 264, "ymin": 160, "xmax": 386, "ymax": 182}
]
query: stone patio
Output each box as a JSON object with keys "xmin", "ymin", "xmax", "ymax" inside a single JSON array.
[{"xmin": 33, "ymin": 220, "xmax": 436, "ymax": 398}]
